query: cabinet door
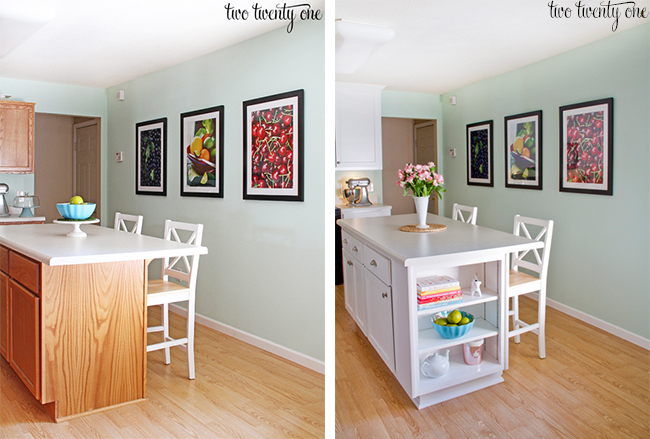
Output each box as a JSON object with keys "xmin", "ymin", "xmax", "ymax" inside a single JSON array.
[
  {"xmin": 9, "ymin": 279, "xmax": 40, "ymax": 399},
  {"xmin": 335, "ymin": 83, "xmax": 383, "ymax": 170},
  {"xmin": 343, "ymin": 250, "xmax": 366, "ymax": 334},
  {"xmin": 0, "ymin": 101, "xmax": 35, "ymax": 173},
  {"xmin": 0, "ymin": 272, "xmax": 8, "ymax": 360},
  {"xmin": 365, "ymin": 271, "xmax": 394, "ymax": 371}
]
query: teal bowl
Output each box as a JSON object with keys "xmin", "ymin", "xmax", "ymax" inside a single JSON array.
[
  {"xmin": 56, "ymin": 203, "xmax": 96, "ymax": 220},
  {"xmin": 432, "ymin": 311, "xmax": 475, "ymax": 339}
]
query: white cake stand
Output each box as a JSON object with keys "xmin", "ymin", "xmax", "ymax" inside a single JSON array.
[{"xmin": 53, "ymin": 218, "xmax": 100, "ymax": 237}]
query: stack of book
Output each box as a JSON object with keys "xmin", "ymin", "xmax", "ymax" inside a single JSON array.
[{"xmin": 417, "ymin": 275, "xmax": 462, "ymax": 311}]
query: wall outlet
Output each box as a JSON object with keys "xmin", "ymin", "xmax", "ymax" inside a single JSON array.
[
  {"xmin": 115, "ymin": 151, "xmax": 123, "ymax": 162},
  {"xmin": 449, "ymin": 148, "xmax": 456, "ymax": 158}
]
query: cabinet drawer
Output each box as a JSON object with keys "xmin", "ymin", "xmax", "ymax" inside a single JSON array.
[
  {"xmin": 364, "ymin": 246, "xmax": 391, "ymax": 285},
  {"xmin": 341, "ymin": 232, "xmax": 364, "ymax": 262},
  {"xmin": 9, "ymin": 251, "xmax": 40, "ymax": 295},
  {"xmin": 0, "ymin": 246, "xmax": 8, "ymax": 274}
]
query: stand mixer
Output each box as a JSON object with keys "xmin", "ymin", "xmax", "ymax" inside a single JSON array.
[
  {"xmin": 343, "ymin": 178, "xmax": 372, "ymax": 206},
  {"xmin": 0, "ymin": 184, "xmax": 10, "ymax": 217}
]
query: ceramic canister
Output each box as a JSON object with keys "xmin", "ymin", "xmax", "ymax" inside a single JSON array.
[{"xmin": 463, "ymin": 339, "xmax": 484, "ymax": 365}]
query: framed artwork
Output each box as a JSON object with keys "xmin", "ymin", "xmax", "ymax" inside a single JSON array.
[
  {"xmin": 180, "ymin": 106, "xmax": 224, "ymax": 197},
  {"xmin": 136, "ymin": 118, "xmax": 167, "ymax": 196},
  {"xmin": 505, "ymin": 110, "xmax": 542, "ymax": 190},
  {"xmin": 243, "ymin": 89, "xmax": 304, "ymax": 201},
  {"xmin": 466, "ymin": 120, "xmax": 493, "ymax": 187},
  {"xmin": 559, "ymin": 98, "xmax": 613, "ymax": 195}
]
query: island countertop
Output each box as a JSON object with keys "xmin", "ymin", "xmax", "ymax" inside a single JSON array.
[
  {"xmin": 337, "ymin": 213, "xmax": 543, "ymax": 266},
  {"xmin": 0, "ymin": 223, "xmax": 207, "ymax": 266}
]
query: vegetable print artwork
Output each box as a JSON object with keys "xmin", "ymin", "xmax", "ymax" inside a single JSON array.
[
  {"xmin": 466, "ymin": 120, "xmax": 493, "ymax": 187},
  {"xmin": 181, "ymin": 106, "xmax": 224, "ymax": 198},
  {"xmin": 243, "ymin": 89, "xmax": 304, "ymax": 201},
  {"xmin": 136, "ymin": 118, "xmax": 167, "ymax": 196},
  {"xmin": 559, "ymin": 98, "xmax": 613, "ymax": 195},
  {"xmin": 505, "ymin": 111, "xmax": 542, "ymax": 190}
]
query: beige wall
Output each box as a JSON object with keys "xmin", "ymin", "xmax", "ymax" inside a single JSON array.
[
  {"xmin": 381, "ymin": 117, "xmax": 416, "ymax": 215},
  {"xmin": 34, "ymin": 113, "xmax": 74, "ymax": 222}
]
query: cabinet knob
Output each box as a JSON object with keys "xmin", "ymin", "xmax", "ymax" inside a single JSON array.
[
  {"xmin": 382, "ymin": 292, "xmax": 388, "ymax": 298},
  {"xmin": 347, "ymin": 260, "xmax": 353, "ymax": 266},
  {"xmin": 352, "ymin": 246, "xmax": 358, "ymax": 252},
  {"xmin": 370, "ymin": 260, "xmax": 377, "ymax": 267},
  {"xmin": 343, "ymin": 239, "xmax": 348, "ymax": 245},
  {"xmin": 337, "ymin": 161, "xmax": 341, "ymax": 165}
]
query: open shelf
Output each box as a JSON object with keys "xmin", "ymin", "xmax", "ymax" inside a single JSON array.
[
  {"xmin": 417, "ymin": 286, "xmax": 497, "ymax": 317},
  {"xmin": 418, "ymin": 318, "xmax": 498, "ymax": 353},
  {"xmin": 416, "ymin": 351, "xmax": 502, "ymax": 397}
]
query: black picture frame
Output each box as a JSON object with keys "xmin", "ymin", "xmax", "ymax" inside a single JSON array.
[
  {"xmin": 180, "ymin": 106, "xmax": 225, "ymax": 198},
  {"xmin": 243, "ymin": 89, "xmax": 304, "ymax": 202},
  {"xmin": 466, "ymin": 120, "xmax": 493, "ymax": 187},
  {"xmin": 504, "ymin": 110, "xmax": 543, "ymax": 190},
  {"xmin": 136, "ymin": 117, "xmax": 167, "ymax": 196},
  {"xmin": 559, "ymin": 98, "xmax": 613, "ymax": 195}
]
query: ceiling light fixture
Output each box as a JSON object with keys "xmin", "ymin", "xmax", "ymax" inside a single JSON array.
[
  {"xmin": 0, "ymin": 0, "xmax": 56, "ymax": 58},
  {"xmin": 335, "ymin": 19, "xmax": 395, "ymax": 75}
]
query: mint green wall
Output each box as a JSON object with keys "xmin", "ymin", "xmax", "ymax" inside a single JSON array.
[
  {"xmin": 441, "ymin": 24, "xmax": 650, "ymax": 338},
  {"xmin": 334, "ymin": 91, "xmax": 443, "ymax": 206},
  {"xmin": 105, "ymin": 21, "xmax": 325, "ymax": 361},
  {"xmin": 0, "ymin": 77, "xmax": 108, "ymax": 217}
]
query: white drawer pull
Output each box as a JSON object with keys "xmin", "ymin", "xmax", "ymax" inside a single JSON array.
[
  {"xmin": 382, "ymin": 292, "xmax": 388, "ymax": 298},
  {"xmin": 352, "ymin": 246, "xmax": 359, "ymax": 252},
  {"xmin": 343, "ymin": 239, "xmax": 348, "ymax": 245},
  {"xmin": 370, "ymin": 260, "xmax": 377, "ymax": 267}
]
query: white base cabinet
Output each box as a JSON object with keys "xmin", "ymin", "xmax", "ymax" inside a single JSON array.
[{"xmin": 338, "ymin": 214, "xmax": 542, "ymax": 409}]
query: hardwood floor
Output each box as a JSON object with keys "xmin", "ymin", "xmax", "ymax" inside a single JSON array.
[
  {"xmin": 335, "ymin": 284, "xmax": 650, "ymax": 438},
  {"xmin": 1, "ymin": 308, "xmax": 324, "ymax": 438}
]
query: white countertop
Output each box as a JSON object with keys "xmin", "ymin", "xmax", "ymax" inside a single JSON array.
[
  {"xmin": 0, "ymin": 223, "xmax": 208, "ymax": 266},
  {"xmin": 0, "ymin": 214, "xmax": 46, "ymax": 223},
  {"xmin": 338, "ymin": 213, "xmax": 542, "ymax": 266}
]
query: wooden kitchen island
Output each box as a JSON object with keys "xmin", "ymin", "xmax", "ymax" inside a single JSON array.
[
  {"xmin": 0, "ymin": 223, "xmax": 207, "ymax": 422},
  {"xmin": 337, "ymin": 213, "xmax": 542, "ymax": 408}
]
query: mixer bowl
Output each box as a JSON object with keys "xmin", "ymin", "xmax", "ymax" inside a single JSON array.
[{"xmin": 343, "ymin": 188, "xmax": 360, "ymax": 204}]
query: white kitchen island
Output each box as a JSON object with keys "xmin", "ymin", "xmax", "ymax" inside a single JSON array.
[
  {"xmin": 0, "ymin": 224, "xmax": 207, "ymax": 422},
  {"xmin": 337, "ymin": 213, "xmax": 542, "ymax": 408}
]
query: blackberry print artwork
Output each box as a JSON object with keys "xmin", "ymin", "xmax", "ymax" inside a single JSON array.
[
  {"xmin": 136, "ymin": 117, "xmax": 167, "ymax": 196},
  {"xmin": 470, "ymin": 129, "xmax": 489, "ymax": 179},
  {"xmin": 466, "ymin": 120, "xmax": 493, "ymax": 187},
  {"xmin": 140, "ymin": 128, "xmax": 162, "ymax": 187}
]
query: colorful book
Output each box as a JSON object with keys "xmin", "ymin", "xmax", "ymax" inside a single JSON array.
[
  {"xmin": 417, "ymin": 297, "xmax": 463, "ymax": 311},
  {"xmin": 418, "ymin": 285, "xmax": 462, "ymax": 296},
  {"xmin": 417, "ymin": 275, "xmax": 460, "ymax": 292},
  {"xmin": 418, "ymin": 290, "xmax": 462, "ymax": 304}
]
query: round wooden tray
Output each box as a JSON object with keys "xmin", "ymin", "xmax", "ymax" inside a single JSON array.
[{"xmin": 399, "ymin": 223, "xmax": 447, "ymax": 233}]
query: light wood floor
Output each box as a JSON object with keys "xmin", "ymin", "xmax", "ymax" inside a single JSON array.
[
  {"xmin": 1, "ymin": 308, "xmax": 324, "ymax": 438},
  {"xmin": 335, "ymin": 284, "xmax": 650, "ymax": 438}
]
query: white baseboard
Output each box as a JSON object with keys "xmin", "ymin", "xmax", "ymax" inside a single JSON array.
[
  {"xmin": 528, "ymin": 293, "xmax": 650, "ymax": 350},
  {"xmin": 168, "ymin": 304, "xmax": 325, "ymax": 374}
]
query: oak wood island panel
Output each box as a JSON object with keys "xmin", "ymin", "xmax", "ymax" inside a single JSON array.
[{"xmin": 0, "ymin": 224, "xmax": 207, "ymax": 422}]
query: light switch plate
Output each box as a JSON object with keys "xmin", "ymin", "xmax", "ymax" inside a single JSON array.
[
  {"xmin": 449, "ymin": 148, "xmax": 456, "ymax": 158},
  {"xmin": 115, "ymin": 151, "xmax": 123, "ymax": 162}
]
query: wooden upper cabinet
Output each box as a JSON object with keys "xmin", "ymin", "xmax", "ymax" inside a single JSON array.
[{"xmin": 0, "ymin": 100, "xmax": 36, "ymax": 173}]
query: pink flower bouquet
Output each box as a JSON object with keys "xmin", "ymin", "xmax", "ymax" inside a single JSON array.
[{"xmin": 397, "ymin": 162, "xmax": 446, "ymax": 199}]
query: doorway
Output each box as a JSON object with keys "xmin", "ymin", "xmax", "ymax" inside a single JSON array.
[
  {"xmin": 381, "ymin": 117, "xmax": 438, "ymax": 216},
  {"xmin": 414, "ymin": 120, "xmax": 438, "ymax": 214},
  {"xmin": 74, "ymin": 119, "xmax": 101, "ymax": 216},
  {"xmin": 34, "ymin": 115, "xmax": 100, "ymax": 222}
]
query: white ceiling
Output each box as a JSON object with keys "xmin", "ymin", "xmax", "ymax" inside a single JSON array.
[
  {"xmin": 336, "ymin": 0, "xmax": 650, "ymax": 94},
  {"xmin": 0, "ymin": 0, "xmax": 324, "ymax": 89}
]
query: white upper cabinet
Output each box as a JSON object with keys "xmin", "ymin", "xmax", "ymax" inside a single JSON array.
[{"xmin": 335, "ymin": 83, "xmax": 385, "ymax": 170}]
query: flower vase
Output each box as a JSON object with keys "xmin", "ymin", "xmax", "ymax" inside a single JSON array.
[{"xmin": 413, "ymin": 196, "xmax": 430, "ymax": 228}]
